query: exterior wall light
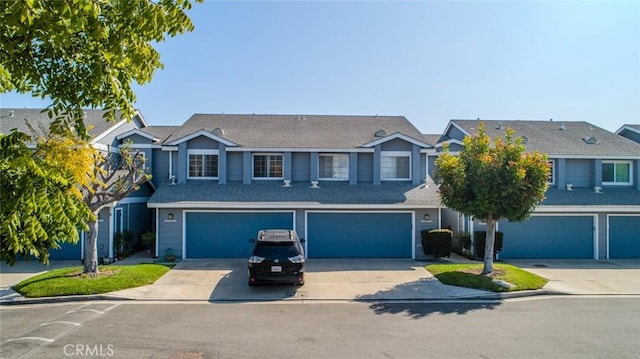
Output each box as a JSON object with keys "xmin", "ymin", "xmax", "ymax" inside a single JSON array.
[{"xmin": 167, "ymin": 213, "xmax": 174, "ymax": 220}]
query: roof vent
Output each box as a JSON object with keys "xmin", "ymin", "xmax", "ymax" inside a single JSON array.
[
  {"xmin": 374, "ymin": 129, "xmax": 387, "ymax": 137},
  {"xmin": 583, "ymin": 136, "xmax": 598, "ymax": 145},
  {"xmin": 519, "ymin": 136, "xmax": 528, "ymax": 144},
  {"xmin": 310, "ymin": 181, "xmax": 319, "ymax": 189},
  {"xmin": 282, "ymin": 180, "xmax": 292, "ymax": 188},
  {"xmin": 496, "ymin": 122, "xmax": 503, "ymax": 130},
  {"xmin": 566, "ymin": 184, "xmax": 573, "ymax": 191},
  {"xmin": 594, "ymin": 186, "xmax": 602, "ymax": 194},
  {"xmin": 558, "ymin": 123, "xmax": 566, "ymax": 130},
  {"xmin": 212, "ymin": 128, "xmax": 224, "ymax": 136}
]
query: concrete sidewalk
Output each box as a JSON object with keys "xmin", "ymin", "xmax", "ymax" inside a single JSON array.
[{"xmin": 506, "ymin": 259, "xmax": 640, "ymax": 295}]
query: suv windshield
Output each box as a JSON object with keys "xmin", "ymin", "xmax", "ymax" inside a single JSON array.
[{"xmin": 253, "ymin": 242, "xmax": 300, "ymax": 258}]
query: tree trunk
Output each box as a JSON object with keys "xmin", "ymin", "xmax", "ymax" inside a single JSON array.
[
  {"xmin": 481, "ymin": 216, "xmax": 497, "ymax": 275},
  {"xmin": 83, "ymin": 219, "xmax": 100, "ymax": 274}
]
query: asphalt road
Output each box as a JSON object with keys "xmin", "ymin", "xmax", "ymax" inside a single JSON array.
[{"xmin": 1, "ymin": 297, "xmax": 639, "ymax": 359}]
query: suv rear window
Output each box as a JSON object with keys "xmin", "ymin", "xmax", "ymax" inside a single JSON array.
[{"xmin": 253, "ymin": 242, "xmax": 300, "ymax": 258}]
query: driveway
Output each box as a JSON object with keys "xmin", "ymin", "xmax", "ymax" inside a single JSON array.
[
  {"xmin": 109, "ymin": 258, "xmax": 488, "ymax": 301},
  {"xmin": 506, "ymin": 259, "xmax": 640, "ymax": 295}
]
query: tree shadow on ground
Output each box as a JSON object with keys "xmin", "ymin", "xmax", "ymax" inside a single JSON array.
[{"xmin": 366, "ymin": 300, "xmax": 502, "ymax": 319}]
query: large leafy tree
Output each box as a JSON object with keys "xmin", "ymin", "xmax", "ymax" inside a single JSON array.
[
  {"xmin": 0, "ymin": 0, "xmax": 198, "ymax": 133},
  {"xmin": 0, "ymin": 0, "xmax": 196, "ymax": 267},
  {"xmin": 0, "ymin": 130, "xmax": 93, "ymax": 265},
  {"xmin": 435, "ymin": 123, "xmax": 550, "ymax": 275}
]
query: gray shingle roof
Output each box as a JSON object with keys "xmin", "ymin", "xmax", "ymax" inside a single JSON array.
[
  {"xmin": 449, "ymin": 120, "xmax": 640, "ymax": 157},
  {"xmin": 0, "ymin": 108, "xmax": 124, "ymax": 141},
  {"xmin": 542, "ymin": 187, "xmax": 640, "ymax": 206},
  {"xmin": 147, "ymin": 180, "xmax": 441, "ymax": 207},
  {"xmin": 138, "ymin": 126, "xmax": 183, "ymax": 143},
  {"xmin": 420, "ymin": 134, "xmax": 443, "ymax": 146},
  {"xmin": 165, "ymin": 114, "xmax": 426, "ymax": 148}
]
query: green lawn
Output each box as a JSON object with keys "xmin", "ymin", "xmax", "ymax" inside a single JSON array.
[
  {"xmin": 426, "ymin": 263, "xmax": 547, "ymax": 292},
  {"xmin": 14, "ymin": 264, "xmax": 171, "ymax": 298}
]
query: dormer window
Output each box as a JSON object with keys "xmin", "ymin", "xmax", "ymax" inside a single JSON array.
[
  {"xmin": 188, "ymin": 149, "xmax": 219, "ymax": 179},
  {"xmin": 381, "ymin": 151, "xmax": 411, "ymax": 180}
]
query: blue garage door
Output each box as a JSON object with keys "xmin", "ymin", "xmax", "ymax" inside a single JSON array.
[
  {"xmin": 499, "ymin": 216, "xmax": 593, "ymax": 259},
  {"xmin": 609, "ymin": 216, "xmax": 640, "ymax": 259},
  {"xmin": 307, "ymin": 212, "xmax": 412, "ymax": 258},
  {"xmin": 49, "ymin": 241, "xmax": 82, "ymax": 260},
  {"xmin": 186, "ymin": 212, "xmax": 294, "ymax": 258}
]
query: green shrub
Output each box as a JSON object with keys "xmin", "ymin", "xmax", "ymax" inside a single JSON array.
[{"xmin": 421, "ymin": 229, "xmax": 453, "ymax": 258}]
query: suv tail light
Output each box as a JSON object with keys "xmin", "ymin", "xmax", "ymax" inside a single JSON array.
[
  {"xmin": 288, "ymin": 255, "xmax": 305, "ymax": 264},
  {"xmin": 249, "ymin": 255, "xmax": 265, "ymax": 264}
]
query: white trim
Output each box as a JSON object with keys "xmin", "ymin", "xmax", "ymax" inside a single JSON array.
[
  {"xmin": 361, "ymin": 133, "xmax": 432, "ymax": 148},
  {"xmin": 602, "ymin": 160, "xmax": 633, "ymax": 186},
  {"xmin": 154, "ymin": 208, "xmax": 159, "ymax": 258},
  {"xmin": 115, "ymin": 129, "xmax": 158, "ymax": 141},
  {"xmin": 118, "ymin": 143, "xmax": 162, "ymax": 149},
  {"xmin": 547, "ymin": 159, "xmax": 556, "ymax": 185},
  {"xmin": 187, "ymin": 149, "xmax": 220, "ymax": 179},
  {"xmin": 381, "ymin": 151, "xmax": 412, "ymax": 181},
  {"xmin": 615, "ymin": 125, "xmax": 640, "ymax": 136},
  {"xmin": 166, "ymin": 129, "xmax": 237, "ymax": 147},
  {"xmin": 304, "ymin": 210, "xmax": 416, "ymax": 259},
  {"xmin": 108, "ymin": 207, "xmax": 114, "ymax": 258},
  {"xmin": 606, "ymin": 214, "xmax": 640, "ymax": 260},
  {"xmin": 181, "ymin": 210, "xmax": 296, "ymax": 259},
  {"xmin": 91, "ymin": 119, "xmax": 127, "ymax": 145},
  {"xmin": 252, "ymin": 153, "xmax": 284, "ymax": 180},
  {"xmin": 226, "ymin": 147, "xmax": 374, "ymax": 153},
  {"xmin": 536, "ymin": 205, "xmax": 640, "ymax": 213},
  {"xmin": 161, "ymin": 146, "xmax": 179, "ymax": 151},
  {"xmin": 434, "ymin": 139, "xmax": 464, "ymax": 149},
  {"xmin": 148, "ymin": 202, "xmax": 441, "ymax": 209},
  {"xmin": 117, "ymin": 196, "xmax": 149, "ymax": 204}
]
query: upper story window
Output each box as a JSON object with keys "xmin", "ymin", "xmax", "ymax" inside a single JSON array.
[
  {"xmin": 381, "ymin": 151, "xmax": 411, "ymax": 180},
  {"xmin": 602, "ymin": 160, "xmax": 632, "ymax": 185},
  {"xmin": 319, "ymin": 154, "xmax": 349, "ymax": 180},
  {"xmin": 547, "ymin": 160, "xmax": 555, "ymax": 184},
  {"xmin": 188, "ymin": 149, "xmax": 218, "ymax": 179},
  {"xmin": 253, "ymin": 153, "xmax": 283, "ymax": 179}
]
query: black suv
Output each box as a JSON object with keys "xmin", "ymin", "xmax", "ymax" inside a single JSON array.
[{"xmin": 248, "ymin": 229, "xmax": 305, "ymax": 285}]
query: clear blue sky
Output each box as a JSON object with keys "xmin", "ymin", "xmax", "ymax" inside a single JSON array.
[{"xmin": 1, "ymin": 0, "xmax": 638, "ymax": 134}]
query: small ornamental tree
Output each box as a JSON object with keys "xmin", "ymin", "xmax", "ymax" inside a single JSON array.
[{"xmin": 434, "ymin": 123, "xmax": 550, "ymax": 275}]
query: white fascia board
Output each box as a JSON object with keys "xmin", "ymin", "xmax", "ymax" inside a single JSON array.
[
  {"xmin": 91, "ymin": 119, "xmax": 127, "ymax": 145},
  {"xmin": 134, "ymin": 109, "xmax": 149, "ymax": 127},
  {"xmin": 93, "ymin": 143, "xmax": 109, "ymax": 152},
  {"xmin": 361, "ymin": 133, "xmax": 432, "ymax": 148},
  {"xmin": 225, "ymin": 147, "xmax": 374, "ymax": 153},
  {"xmin": 615, "ymin": 125, "xmax": 640, "ymax": 136},
  {"xmin": 161, "ymin": 146, "xmax": 179, "ymax": 151},
  {"xmin": 147, "ymin": 202, "xmax": 441, "ymax": 209},
  {"xmin": 442, "ymin": 121, "xmax": 471, "ymax": 139},
  {"xmin": 434, "ymin": 139, "xmax": 464, "ymax": 148},
  {"xmin": 553, "ymin": 155, "xmax": 640, "ymax": 160},
  {"xmin": 116, "ymin": 129, "xmax": 158, "ymax": 141},
  {"xmin": 118, "ymin": 143, "xmax": 163, "ymax": 149},
  {"xmin": 117, "ymin": 196, "xmax": 150, "ymax": 204},
  {"xmin": 166, "ymin": 130, "xmax": 238, "ymax": 147},
  {"xmin": 536, "ymin": 205, "xmax": 640, "ymax": 213},
  {"xmin": 420, "ymin": 148, "xmax": 438, "ymax": 154}
]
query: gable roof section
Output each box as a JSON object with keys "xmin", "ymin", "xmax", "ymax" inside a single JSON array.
[
  {"xmin": 361, "ymin": 132, "xmax": 432, "ymax": 148},
  {"xmin": 166, "ymin": 129, "xmax": 238, "ymax": 147},
  {"xmin": 165, "ymin": 114, "xmax": 426, "ymax": 149},
  {"xmin": 0, "ymin": 108, "xmax": 140, "ymax": 146},
  {"xmin": 446, "ymin": 119, "xmax": 640, "ymax": 158},
  {"xmin": 116, "ymin": 128, "xmax": 160, "ymax": 142}
]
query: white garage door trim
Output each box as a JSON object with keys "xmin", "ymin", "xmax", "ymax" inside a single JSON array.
[
  {"xmin": 606, "ymin": 214, "xmax": 640, "ymax": 260},
  {"xmin": 304, "ymin": 210, "xmax": 416, "ymax": 259},
  {"xmin": 181, "ymin": 210, "xmax": 296, "ymax": 259}
]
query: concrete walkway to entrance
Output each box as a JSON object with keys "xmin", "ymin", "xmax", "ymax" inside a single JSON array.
[{"xmin": 108, "ymin": 258, "xmax": 489, "ymax": 301}]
